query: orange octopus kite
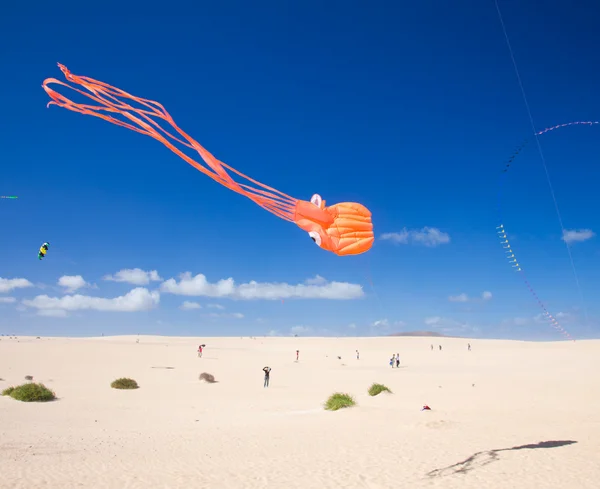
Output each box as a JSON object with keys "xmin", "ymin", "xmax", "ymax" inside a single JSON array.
[{"xmin": 42, "ymin": 64, "xmax": 374, "ymax": 256}]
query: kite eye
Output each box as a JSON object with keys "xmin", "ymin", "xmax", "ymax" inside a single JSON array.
[
  {"xmin": 308, "ymin": 231, "xmax": 322, "ymax": 247},
  {"xmin": 310, "ymin": 194, "xmax": 322, "ymax": 207}
]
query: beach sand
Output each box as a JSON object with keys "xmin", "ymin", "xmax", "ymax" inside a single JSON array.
[{"xmin": 1, "ymin": 335, "xmax": 599, "ymax": 489}]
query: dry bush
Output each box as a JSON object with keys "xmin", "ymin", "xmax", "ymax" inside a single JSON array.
[
  {"xmin": 111, "ymin": 378, "xmax": 139, "ymax": 389},
  {"xmin": 199, "ymin": 372, "xmax": 217, "ymax": 383}
]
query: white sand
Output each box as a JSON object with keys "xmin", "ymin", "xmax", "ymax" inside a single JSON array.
[{"xmin": 1, "ymin": 335, "xmax": 599, "ymax": 489}]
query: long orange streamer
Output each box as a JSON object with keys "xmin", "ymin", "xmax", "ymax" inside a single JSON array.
[{"xmin": 42, "ymin": 64, "xmax": 297, "ymax": 221}]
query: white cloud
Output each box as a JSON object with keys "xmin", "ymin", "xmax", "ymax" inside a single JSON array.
[
  {"xmin": 0, "ymin": 297, "xmax": 16, "ymax": 304},
  {"xmin": 507, "ymin": 311, "xmax": 572, "ymax": 327},
  {"xmin": 208, "ymin": 312, "xmax": 244, "ymax": 319},
  {"xmin": 22, "ymin": 287, "xmax": 160, "ymax": 315},
  {"xmin": 448, "ymin": 293, "xmax": 469, "ymax": 302},
  {"xmin": 58, "ymin": 275, "xmax": 89, "ymax": 293},
  {"xmin": 180, "ymin": 301, "xmax": 202, "ymax": 310},
  {"xmin": 423, "ymin": 315, "xmax": 471, "ymax": 333},
  {"xmin": 103, "ymin": 268, "xmax": 163, "ymax": 285},
  {"xmin": 0, "ymin": 277, "xmax": 33, "ymax": 293},
  {"xmin": 371, "ymin": 318, "xmax": 406, "ymax": 329},
  {"xmin": 448, "ymin": 291, "xmax": 493, "ymax": 302},
  {"xmin": 291, "ymin": 325, "xmax": 311, "ymax": 335},
  {"xmin": 160, "ymin": 272, "xmax": 364, "ymax": 300},
  {"xmin": 371, "ymin": 318, "xmax": 389, "ymax": 327},
  {"xmin": 304, "ymin": 275, "xmax": 327, "ymax": 285},
  {"xmin": 562, "ymin": 229, "xmax": 595, "ymax": 244},
  {"xmin": 207, "ymin": 303, "xmax": 225, "ymax": 310},
  {"xmin": 380, "ymin": 227, "xmax": 450, "ymax": 247}
]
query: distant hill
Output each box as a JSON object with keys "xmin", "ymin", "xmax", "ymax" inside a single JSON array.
[{"xmin": 387, "ymin": 331, "xmax": 448, "ymax": 337}]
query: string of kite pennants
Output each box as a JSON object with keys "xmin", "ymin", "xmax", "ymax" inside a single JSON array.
[
  {"xmin": 497, "ymin": 120, "xmax": 599, "ymax": 342},
  {"xmin": 496, "ymin": 224, "xmax": 573, "ymax": 340}
]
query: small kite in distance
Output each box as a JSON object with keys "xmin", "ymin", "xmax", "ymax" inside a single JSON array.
[{"xmin": 38, "ymin": 242, "xmax": 49, "ymax": 260}]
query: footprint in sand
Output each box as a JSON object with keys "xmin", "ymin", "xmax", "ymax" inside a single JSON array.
[{"xmin": 425, "ymin": 420, "xmax": 457, "ymax": 430}]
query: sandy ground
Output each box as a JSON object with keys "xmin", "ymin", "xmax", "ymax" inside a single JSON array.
[{"xmin": 1, "ymin": 335, "xmax": 599, "ymax": 489}]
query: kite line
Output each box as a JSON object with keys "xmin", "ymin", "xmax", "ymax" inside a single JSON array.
[{"xmin": 494, "ymin": 0, "xmax": 594, "ymax": 340}]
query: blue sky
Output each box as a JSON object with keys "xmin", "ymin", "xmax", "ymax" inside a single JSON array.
[{"xmin": 1, "ymin": 1, "xmax": 599, "ymax": 339}]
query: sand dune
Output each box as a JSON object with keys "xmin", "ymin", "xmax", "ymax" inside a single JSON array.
[{"xmin": 1, "ymin": 335, "xmax": 599, "ymax": 488}]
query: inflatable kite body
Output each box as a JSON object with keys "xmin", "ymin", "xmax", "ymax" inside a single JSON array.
[
  {"xmin": 38, "ymin": 242, "xmax": 49, "ymax": 260},
  {"xmin": 42, "ymin": 64, "xmax": 374, "ymax": 256}
]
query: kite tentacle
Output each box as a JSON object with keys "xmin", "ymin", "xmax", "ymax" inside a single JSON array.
[{"xmin": 42, "ymin": 64, "xmax": 298, "ymax": 222}]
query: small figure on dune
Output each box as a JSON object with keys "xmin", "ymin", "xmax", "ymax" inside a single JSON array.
[
  {"xmin": 468, "ymin": 343, "xmax": 471, "ymax": 351},
  {"xmin": 263, "ymin": 366, "xmax": 271, "ymax": 388},
  {"xmin": 390, "ymin": 354, "xmax": 395, "ymax": 368},
  {"xmin": 198, "ymin": 345, "xmax": 203, "ymax": 358},
  {"xmin": 356, "ymin": 349, "xmax": 359, "ymax": 360},
  {"xmin": 430, "ymin": 344, "xmax": 433, "ymax": 351},
  {"xmin": 296, "ymin": 350, "xmax": 299, "ymax": 361},
  {"xmin": 396, "ymin": 353, "xmax": 400, "ymax": 368},
  {"xmin": 439, "ymin": 345, "xmax": 442, "ymax": 351}
]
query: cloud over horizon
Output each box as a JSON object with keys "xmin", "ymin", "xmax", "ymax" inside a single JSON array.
[
  {"xmin": 0, "ymin": 277, "xmax": 33, "ymax": 294},
  {"xmin": 562, "ymin": 228, "xmax": 595, "ymax": 244},
  {"xmin": 160, "ymin": 273, "xmax": 364, "ymax": 300},
  {"xmin": 58, "ymin": 275, "xmax": 90, "ymax": 293},
  {"xmin": 448, "ymin": 291, "xmax": 493, "ymax": 302},
  {"xmin": 22, "ymin": 288, "xmax": 160, "ymax": 316},
  {"xmin": 103, "ymin": 269, "xmax": 163, "ymax": 285},
  {"xmin": 380, "ymin": 227, "xmax": 450, "ymax": 247},
  {"xmin": 180, "ymin": 301, "xmax": 202, "ymax": 310}
]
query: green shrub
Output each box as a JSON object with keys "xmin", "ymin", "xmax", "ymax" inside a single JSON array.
[
  {"xmin": 111, "ymin": 378, "xmax": 139, "ymax": 390},
  {"xmin": 2, "ymin": 383, "xmax": 55, "ymax": 402},
  {"xmin": 324, "ymin": 392, "xmax": 356, "ymax": 411},
  {"xmin": 368, "ymin": 383, "xmax": 392, "ymax": 396}
]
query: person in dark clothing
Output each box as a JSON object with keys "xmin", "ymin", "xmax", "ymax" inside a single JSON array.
[{"xmin": 263, "ymin": 366, "xmax": 271, "ymax": 387}]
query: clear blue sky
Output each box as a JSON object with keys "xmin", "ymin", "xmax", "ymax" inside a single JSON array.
[{"xmin": 1, "ymin": 1, "xmax": 599, "ymax": 339}]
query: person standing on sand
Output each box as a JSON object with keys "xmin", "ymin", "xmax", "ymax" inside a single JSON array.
[
  {"xmin": 356, "ymin": 350, "xmax": 359, "ymax": 360},
  {"xmin": 396, "ymin": 353, "xmax": 400, "ymax": 368},
  {"xmin": 390, "ymin": 354, "xmax": 395, "ymax": 368},
  {"xmin": 468, "ymin": 343, "xmax": 471, "ymax": 351},
  {"xmin": 263, "ymin": 366, "xmax": 271, "ymax": 387},
  {"xmin": 430, "ymin": 344, "xmax": 433, "ymax": 351},
  {"xmin": 198, "ymin": 345, "xmax": 203, "ymax": 358},
  {"xmin": 296, "ymin": 350, "xmax": 299, "ymax": 361},
  {"xmin": 439, "ymin": 345, "xmax": 442, "ymax": 351}
]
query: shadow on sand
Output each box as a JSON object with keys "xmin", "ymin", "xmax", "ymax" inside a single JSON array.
[{"xmin": 426, "ymin": 440, "xmax": 577, "ymax": 478}]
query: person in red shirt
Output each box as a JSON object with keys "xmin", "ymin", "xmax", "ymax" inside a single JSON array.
[
  {"xmin": 296, "ymin": 350, "xmax": 299, "ymax": 361},
  {"xmin": 198, "ymin": 345, "xmax": 203, "ymax": 358}
]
